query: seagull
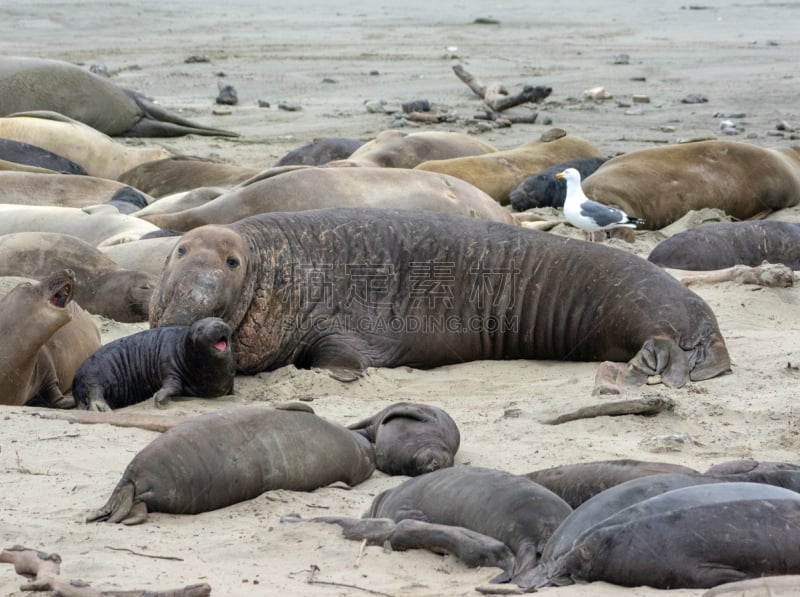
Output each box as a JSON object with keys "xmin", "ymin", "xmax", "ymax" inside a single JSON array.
[{"xmin": 555, "ymin": 167, "xmax": 645, "ymax": 242}]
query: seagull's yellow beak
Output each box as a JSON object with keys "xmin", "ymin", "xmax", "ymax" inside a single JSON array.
[{"xmin": 555, "ymin": 172, "xmax": 564, "ymax": 179}]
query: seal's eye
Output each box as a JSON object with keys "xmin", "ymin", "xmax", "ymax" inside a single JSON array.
[
  {"xmin": 226, "ymin": 256, "xmax": 240, "ymax": 269},
  {"xmin": 176, "ymin": 245, "xmax": 186, "ymax": 257}
]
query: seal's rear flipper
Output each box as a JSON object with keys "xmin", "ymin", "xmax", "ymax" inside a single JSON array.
[
  {"xmin": 126, "ymin": 91, "xmax": 239, "ymax": 138},
  {"xmin": 86, "ymin": 481, "xmax": 148, "ymax": 525}
]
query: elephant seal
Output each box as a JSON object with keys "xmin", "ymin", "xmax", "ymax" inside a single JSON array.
[
  {"xmin": 0, "ymin": 204, "xmax": 160, "ymax": 247},
  {"xmin": 138, "ymin": 166, "xmax": 518, "ymax": 231},
  {"xmin": 100, "ymin": 236, "xmax": 179, "ymax": 277},
  {"xmin": 117, "ymin": 156, "xmax": 261, "ymax": 199},
  {"xmin": 0, "ymin": 113, "xmax": 173, "ymax": 179},
  {"xmin": 0, "ymin": 56, "xmax": 238, "ymax": 137},
  {"xmin": 525, "ymin": 459, "xmax": 701, "ymax": 508},
  {"xmin": 274, "ymin": 137, "xmax": 364, "ymax": 166},
  {"xmin": 526, "ymin": 472, "xmax": 722, "ymax": 587},
  {"xmin": 87, "ymin": 403, "xmax": 375, "ymax": 524},
  {"xmin": 414, "ymin": 129, "xmax": 604, "ymax": 204},
  {"xmin": 73, "ymin": 317, "xmax": 235, "ymax": 411},
  {"xmin": 0, "ymin": 138, "xmax": 87, "ymax": 174},
  {"xmin": 0, "ymin": 171, "xmax": 153, "ymax": 212},
  {"xmin": 0, "ymin": 232, "xmax": 156, "ymax": 322},
  {"xmin": 365, "ymin": 466, "xmax": 572, "ymax": 581},
  {"xmin": 705, "ymin": 459, "xmax": 800, "ymax": 492},
  {"xmin": 348, "ymin": 402, "xmax": 460, "ymax": 476},
  {"xmin": 149, "ymin": 208, "xmax": 731, "ymax": 389},
  {"xmin": 648, "ymin": 221, "xmax": 800, "ymax": 270},
  {"xmin": 0, "ymin": 270, "xmax": 101, "ymax": 407},
  {"xmin": 581, "ymin": 141, "xmax": 800, "ymax": 230},
  {"xmin": 509, "ymin": 157, "xmax": 609, "ymax": 211},
  {"xmin": 332, "ymin": 130, "xmax": 497, "ymax": 168},
  {"xmin": 536, "ymin": 483, "xmax": 800, "ymax": 589}
]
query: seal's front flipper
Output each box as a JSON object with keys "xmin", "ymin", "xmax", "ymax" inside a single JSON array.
[{"xmin": 310, "ymin": 340, "xmax": 369, "ymax": 382}]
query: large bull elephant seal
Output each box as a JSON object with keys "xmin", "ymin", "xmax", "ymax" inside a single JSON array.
[
  {"xmin": 648, "ymin": 221, "xmax": 800, "ymax": 270},
  {"xmin": 0, "ymin": 56, "xmax": 238, "ymax": 137},
  {"xmin": 149, "ymin": 208, "xmax": 731, "ymax": 389},
  {"xmin": 0, "ymin": 232, "xmax": 156, "ymax": 322},
  {"xmin": 332, "ymin": 130, "xmax": 497, "ymax": 168},
  {"xmin": 348, "ymin": 402, "xmax": 460, "ymax": 476},
  {"xmin": 0, "ymin": 113, "xmax": 173, "ymax": 179},
  {"xmin": 137, "ymin": 166, "xmax": 518, "ymax": 231},
  {"xmin": 414, "ymin": 129, "xmax": 604, "ymax": 204},
  {"xmin": 87, "ymin": 403, "xmax": 376, "ymax": 524},
  {"xmin": 0, "ymin": 171, "xmax": 153, "ymax": 213},
  {"xmin": 116, "ymin": 156, "xmax": 261, "ymax": 199},
  {"xmin": 582, "ymin": 141, "xmax": 800, "ymax": 229},
  {"xmin": 0, "ymin": 271, "xmax": 101, "ymax": 407}
]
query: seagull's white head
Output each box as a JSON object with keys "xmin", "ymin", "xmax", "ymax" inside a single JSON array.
[{"xmin": 555, "ymin": 168, "xmax": 582, "ymax": 184}]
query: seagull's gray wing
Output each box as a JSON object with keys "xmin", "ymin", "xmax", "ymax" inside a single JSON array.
[{"xmin": 579, "ymin": 199, "xmax": 626, "ymax": 227}]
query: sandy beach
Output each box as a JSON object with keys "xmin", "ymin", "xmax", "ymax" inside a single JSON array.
[{"xmin": 1, "ymin": 1, "xmax": 800, "ymax": 595}]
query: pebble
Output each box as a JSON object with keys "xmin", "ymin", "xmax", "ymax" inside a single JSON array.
[
  {"xmin": 278, "ymin": 102, "xmax": 302, "ymax": 112},
  {"xmin": 583, "ymin": 86, "xmax": 612, "ymax": 100},
  {"xmin": 215, "ymin": 84, "xmax": 238, "ymax": 106},
  {"xmin": 611, "ymin": 54, "xmax": 630, "ymax": 65},
  {"xmin": 402, "ymin": 99, "xmax": 431, "ymax": 113},
  {"xmin": 660, "ymin": 125, "xmax": 677, "ymax": 133},
  {"xmin": 681, "ymin": 93, "xmax": 708, "ymax": 104},
  {"xmin": 632, "ymin": 94, "xmax": 650, "ymax": 103},
  {"xmin": 185, "ymin": 55, "xmax": 210, "ymax": 63},
  {"xmin": 257, "ymin": 100, "xmax": 270, "ymax": 108}
]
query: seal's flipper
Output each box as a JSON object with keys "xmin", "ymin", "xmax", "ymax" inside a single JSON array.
[
  {"xmin": 86, "ymin": 481, "xmax": 137, "ymax": 524},
  {"xmin": 627, "ymin": 336, "xmax": 691, "ymax": 388},
  {"xmin": 688, "ymin": 333, "xmax": 731, "ymax": 382},
  {"xmin": 126, "ymin": 91, "xmax": 239, "ymax": 138}
]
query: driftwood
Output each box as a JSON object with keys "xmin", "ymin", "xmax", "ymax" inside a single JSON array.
[
  {"xmin": 452, "ymin": 64, "xmax": 551, "ymax": 119},
  {"xmin": 33, "ymin": 410, "xmax": 183, "ymax": 432},
  {"xmin": 675, "ymin": 262, "xmax": 796, "ymax": 288},
  {"xmin": 542, "ymin": 396, "xmax": 675, "ymax": 425},
  {"xmin": 0, "ymin": 545, "xmax": 211, "ymax": 596}
]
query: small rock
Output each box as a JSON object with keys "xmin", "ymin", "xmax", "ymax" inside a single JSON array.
[
  {"xmin": 89, "ymin": 63, "xmax": 110, "ymax": 77},
  {"xmin": 776, "ymin": 120, "xmax": 794, "ymax": 131},
  {"xmin": 727, "ymin": 112, "xmax": 746, "ymax": 118},
  {"xmin": 364, "ymin": 99, "xmax": 396, "ymax": 114},
  {"xmin": 472, "ymin": 17, "xmax": 500, "ymax": 25},
  {"xmin": 503, "ymin": 408, "xmax": 522, "ymax": 419},
  {"xmin": 402, "ymin": 99, "xmax": 431, "ymax": 113},
  {"xmin": 681, "ymin": 93, "xmax": 708, "ymax": 104},
  {"xmin": 611, "ymin": 54, "xmax": 630, "ymax": 65},
  {"xmin": 369, "ymin": 70, "xmax": 380, "ymax": 76},
  {"xmin": 185, "ymin": 55, "xmax": 210, "ymax": 64},
  {"xmin": 624, "ymin": 108, "xmax": 643, "ymax": 116},
  {"xmin": 278, "ymin": 102, "xmax": 302, "ymax": 112},
  {"xmin": 583, "ymin": 86, "xmax": 612, "ymax": 101},
  {"xmin": 212, "ymin": 108, "xmax": 232, "ymax": 116},
  {"xmin": 660, "ymin": 125, "xmax": 677, "ymax": 133},
  {"xmin": 719, "ymin": 119, "xmax": 735, "ymax": 129},
  {"xmin": 640, "ymin": 432, "xmax": 695, "ymax": 453},
  {"xmin": 257, "ymin": 100, "xmax": 270, "ymax": 108},
  {"xmin": 630, "ymin": 76, "xmax": 647, "ymax": 82},
  {"xmin": 390, "ymin": 117, "xmax": 408, "ymax": 128},
  {"xmin": 322, "ymin": 77, "xmax": 337, "ymax": 84},
  {"xmin": 541, "ymin": 116, "xmax": 553, "ymax": 125},
  {"xmin": 215, "ymin": 84, "xmax": 238, "ymax": 106},
  {"xmin": 632, "ymin": 94, "xmax": 650, "ymax": 103}
]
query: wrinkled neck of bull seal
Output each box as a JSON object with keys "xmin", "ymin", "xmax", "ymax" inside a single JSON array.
[{"xmin": 225, "ymin": 220, "xmax": 319, "ymax": 374}]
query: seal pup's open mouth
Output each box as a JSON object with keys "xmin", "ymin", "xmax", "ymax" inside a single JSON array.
[{"xmin": 213, "ymin": 335, "xmax": 229, "ymax": 352}]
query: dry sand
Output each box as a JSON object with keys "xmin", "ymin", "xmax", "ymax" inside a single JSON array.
[{"xmin": 2, "ymin": 1, "xmax": 800, "ymax": 595}]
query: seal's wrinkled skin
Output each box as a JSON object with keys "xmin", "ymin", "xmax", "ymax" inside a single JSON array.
[{"xmin": 149, "ymin": 208, "xmax": 731, "ymax": 388}]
